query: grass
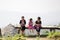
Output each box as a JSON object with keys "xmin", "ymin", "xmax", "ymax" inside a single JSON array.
[
  {"xmin": 0, "ymin": 34, "xmax": 40, "ymax": 40},
  {"xmin": 0, "ymin": 34, "xmax": 24, "ymax": 40},
  {"xmin": 0, "ymin": 32, "xmax": 60, "ymax": 40},
  {"xmin": 47, "ymin": 31, "xmax": 60, "ymax": 40}
]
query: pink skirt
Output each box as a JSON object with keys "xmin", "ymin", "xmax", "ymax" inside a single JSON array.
[{"xmin": 28, "ymin": 26, "xmax": 34, "ymax": 29}]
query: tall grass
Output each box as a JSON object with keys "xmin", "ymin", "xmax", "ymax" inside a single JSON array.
[{"xmin": 47, "ymin": 31, "xmax": 60, "ymax": 40}]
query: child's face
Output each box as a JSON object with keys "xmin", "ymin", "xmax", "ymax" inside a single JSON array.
[
  {"xmin": 22, "ymin": 17, "xmax": 24, "ymax": 20},
  {"xmin": 38, "ymin": 19, "xmax": 41, "ymax": 21}
]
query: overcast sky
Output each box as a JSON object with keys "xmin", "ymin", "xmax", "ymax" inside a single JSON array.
[{"xmin": 0, "ymin": 0, "xmax": 60, "ymax": 28}]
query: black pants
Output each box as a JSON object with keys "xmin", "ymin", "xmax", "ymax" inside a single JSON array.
[
  {"xmin": 21, "ymin": 26, "xmax": 26, "ymax": 31},
  {"xmin": 34, "ymin": 26, "xmax": 41, "ymax": 32}
]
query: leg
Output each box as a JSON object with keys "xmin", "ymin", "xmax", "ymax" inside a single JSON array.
[
  {"xmin": 32, "ymin": 29, "xmax": 34, "ymax": 33},
  {"xmin": 21, "ymin": 30, "xmax": 25, "ymax": 36},
  {"xmin": 37, "ymin": 32, "xmax": 39, "ymax": 36},
  {"xmin": 37, "ymin": 29, "xmax": 40, "ymax": 37},
  {"xmin": 21, "ymin": 26, "xmax": 25, "ymax": 36}
]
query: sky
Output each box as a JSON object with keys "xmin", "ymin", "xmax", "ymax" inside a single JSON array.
[{"xmin": 0, "ymin": 0, "xmax": 60, "ymax": 28}]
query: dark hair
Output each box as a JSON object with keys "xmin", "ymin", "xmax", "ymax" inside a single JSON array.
[
  {"xmin": 21, "ymin": 16, "xmax": 24, "ymax": 18},
  {"xmin": 30, "ymin": 18, "xmax": 32, "ymax": 21},
  {"xmin": 38, "ymin": 17, "xmax": 41, "ymax": 20}
]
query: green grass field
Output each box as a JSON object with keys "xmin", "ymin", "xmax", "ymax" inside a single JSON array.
[{"xmin": 0, "ymin": 32, "xmax": 60, "ymax": 40}]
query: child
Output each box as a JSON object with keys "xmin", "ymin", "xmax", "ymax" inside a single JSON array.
[
  {"xmin": 19, "ymin": 16, "xmax": 26, "ymax": 36},
  {"xmin": 28, "ymin": 18, "xmax": 34, "ymax": 33},
  {"xmin": 34, "ymin": 17, "xmax": 42, "ymax": 36}
]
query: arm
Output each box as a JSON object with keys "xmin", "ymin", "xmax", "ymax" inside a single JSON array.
[
  {"xmin": 34, "ymin": 21, "xmax": 37, "ymax": 29},
  {"xmin": 24, "ymin": 20, "xmax": 26, "ymax": 25},
  {"xmin": 40, "ymin": 21, "xmax": 42, "ymax": 27},
  {"xmin": 38, "ymin": 21, "xmax": 42, "ymax": 27},
  {"xmin": 19, "ymin": 20, "xmax": 21, "ymax": 24},
  {"xmin": 35, "ymin": 21, "xmax": 38, "ymax": 26}
]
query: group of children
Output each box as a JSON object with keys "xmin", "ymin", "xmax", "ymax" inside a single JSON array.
[{"xmin": 19, "ymin": 16, "xmax": 42, "ymax": 36}]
